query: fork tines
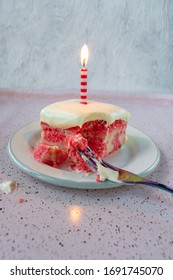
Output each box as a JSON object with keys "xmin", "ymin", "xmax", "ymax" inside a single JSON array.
[
  {"xmin": 75, "ymin": 147, "xmax": 98, "ymax": 171},
  {"xmin": 76, "ymin": 146, "xmax": 109, "ymax": 172}
]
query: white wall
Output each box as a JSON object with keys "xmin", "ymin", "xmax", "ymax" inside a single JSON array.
[{"xmin": 0, "ymin": 0, "xmax": 173, "ymax": 94}]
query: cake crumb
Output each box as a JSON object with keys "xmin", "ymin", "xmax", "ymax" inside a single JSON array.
[
  {"xmin": 18, "ymin": 198, "xmax": 25, "ymax": 203},
  {"xmin": 96, "ymin": 174, "xmax": 103, "ymax": 182},
  {"xmin": 0, "ymin": 180, "xmax": 17, "ymax": 194}
]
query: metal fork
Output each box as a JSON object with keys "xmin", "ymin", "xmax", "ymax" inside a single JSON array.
[{"xmin": 76, "ymin": 146, "xmax": 173, "ymax": 194}]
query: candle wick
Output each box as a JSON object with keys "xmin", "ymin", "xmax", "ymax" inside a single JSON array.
[{"xmin": 82, "ymin": 59, "xmax": 86, "ymax": 68}]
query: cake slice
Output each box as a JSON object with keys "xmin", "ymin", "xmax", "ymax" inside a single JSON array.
[{"xmin": 33, "ymin": 99, "xmax": 130, "ymax": 172}]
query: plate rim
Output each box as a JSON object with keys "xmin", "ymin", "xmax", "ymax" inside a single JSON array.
[{"xmin": 7, "ymin": 122, "xmax": 160, "ymax": 189}]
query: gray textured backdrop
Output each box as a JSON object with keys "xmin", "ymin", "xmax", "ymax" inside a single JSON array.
[{"xmin": 0, "ymin": 0, "xmax": 173, "ymax": 95}]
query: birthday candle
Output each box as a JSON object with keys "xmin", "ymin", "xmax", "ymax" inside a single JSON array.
[{"xmin": 80, "ymin": 44, "xmax": 89, "ymax": 104}]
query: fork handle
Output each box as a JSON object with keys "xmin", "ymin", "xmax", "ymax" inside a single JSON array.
[
  {"xmin": 123, "ymin": 180, "xmax": 173, "ymax": 194},
  {"xmin": 86, "ymin": 147, "xmax": 173, "ymax": 194}
]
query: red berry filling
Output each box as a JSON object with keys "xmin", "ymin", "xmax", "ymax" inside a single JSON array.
[{"xmin": 33, "ymin": 119, "xmax": 127, "ymax": 173}]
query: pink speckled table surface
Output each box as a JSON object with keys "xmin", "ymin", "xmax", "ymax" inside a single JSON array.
[{"xmin": 0, "ymin": 89, "xmax": 173, "ymax": 260}]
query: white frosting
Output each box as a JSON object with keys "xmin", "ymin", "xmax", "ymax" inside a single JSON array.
[
  {"xmin": 40, "ymin": 99, "xmax": 130, "ymax": 129},
  {"xmin": 96, "ymin": 160, "xmax": 120, "ymax": 183},
  {"xmin": 81, "ymin": 154, "xmax": 120, "ymax": 183}
]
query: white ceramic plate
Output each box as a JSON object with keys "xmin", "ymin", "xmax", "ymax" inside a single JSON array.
[{"xmin": 8, "ymin": 122, "xmax": 160, "ymax": 189}]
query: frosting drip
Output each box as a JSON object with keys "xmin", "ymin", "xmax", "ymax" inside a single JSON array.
[{"xmin": 40, "ymin": 99, "xmax": 130, "ymax": 129}]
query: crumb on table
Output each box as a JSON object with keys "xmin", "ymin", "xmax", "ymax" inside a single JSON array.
[
  {"xmin": 18, "ymin": 198, "xmax": 25, "ymax": 203},
  {"xmin": 0, "ymin": 180, "xmax": 17, "ymax": 194}
]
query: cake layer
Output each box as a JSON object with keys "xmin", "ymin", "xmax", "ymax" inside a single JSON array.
[
  {"xmin": 40, "ymin": 99, "xmax": 130, "ymax": 129},
  {"xmin": 33, "ymin": 143, "xmax": 68, "ymax": 168},
  {"xmin": 40, "ymin": 119, "xmax": 127, "ymax": 158}
]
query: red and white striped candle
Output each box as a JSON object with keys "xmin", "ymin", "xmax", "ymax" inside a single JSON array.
[
  {"xmin": 80, "ymin": 44, "xmax": 89, "ymax": 104},
  {"xmin": 80, "ymin": 68, "xmax": 87, "ymax": 104}
]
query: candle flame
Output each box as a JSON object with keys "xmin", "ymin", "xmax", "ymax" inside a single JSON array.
[{"xmin": 81, "ymin": 44, "xmax": 89, "ymax": 68}]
